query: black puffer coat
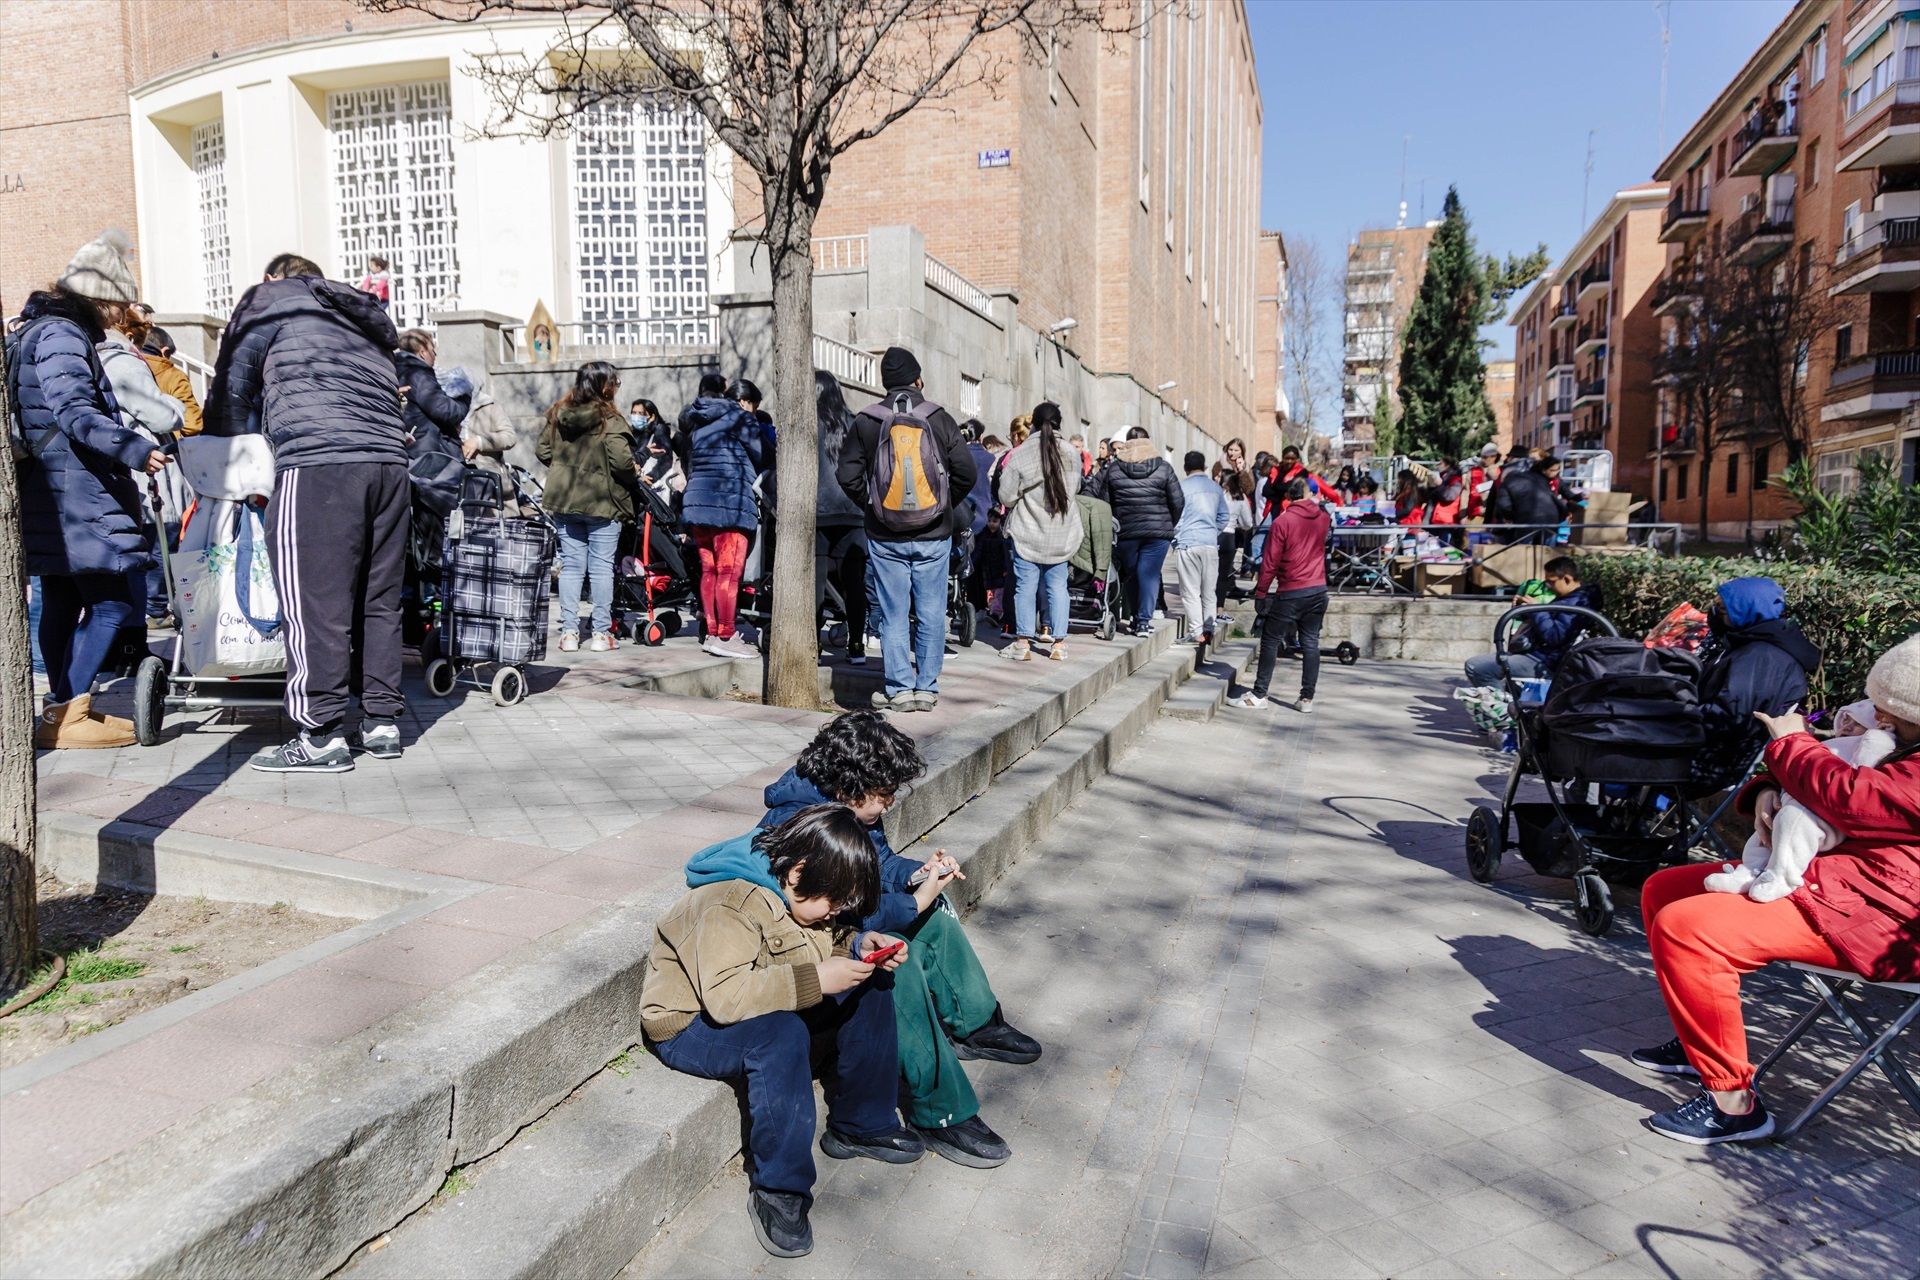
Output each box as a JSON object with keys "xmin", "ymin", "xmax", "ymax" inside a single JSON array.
[
  {"xmin": 9, "ymin": 290, "xmax": 155, "ymax": 576},
  {"xmin": 1489, "ymin": 466, "xmax": 1568, "ymax": 529},
  {"xmin": 1087, "ymin": 452, "xmax": 1185, "ymax": 542},
  {"xmin": 205, "ymin": 275, "xmax": 404, "ymax": 470},
  {"xmin": 395, "ymin": 349, "xmax": 471, "ymax": 444}
]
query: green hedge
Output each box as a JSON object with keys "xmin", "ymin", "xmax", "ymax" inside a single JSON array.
[{"xmin": 1572, "ymin": 552, "xmax": 1920, "ymax": 710}]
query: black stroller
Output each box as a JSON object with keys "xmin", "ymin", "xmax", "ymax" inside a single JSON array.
[
  {"xmin": 1464, "ymin": 604, "xmax": 1741, "ymax": 937},
  {"xmin": 613, "ymin": 480, "xmax": 697, "ymax": 646}
]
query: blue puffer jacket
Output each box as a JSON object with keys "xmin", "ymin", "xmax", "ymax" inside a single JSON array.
[
  {"xmin": 205, "ymin": 275, "xmax": 404, "ymax": 471},
  {"xmin": 759, "ymin": 767, "xmax": 923, "ymax": 934},
  {"xmin": 10, "ymin": 291, "xmax": 155, "ymax": 576},
  {"xmin": 679, "ymin": 396, "xmax": 762, "ymax": 532}
]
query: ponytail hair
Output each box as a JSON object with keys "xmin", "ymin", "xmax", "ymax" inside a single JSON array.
[{"xmin": 1032, "ymin": 401, "xmax": 1070, "ymax": 516}]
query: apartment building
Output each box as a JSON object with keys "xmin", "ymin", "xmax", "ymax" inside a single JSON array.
[
  {"xmin": 1, "ymin": 0, "xmax": 1280, "ymax": 453},
  {"xmin": 1505, "ymin": 184, "xmax": 1668, "ymax": 500},
  {"xmin": 1340, "ymin": 221, "xmax": 1436, "ymax": 460},
  {"xmin": 1651, "ymin": 0, "xmax": 1919, "ymax": 537},
  {"xmin": 1484, "ymin": 357, "xmax": 1517, "ymax": 456}
]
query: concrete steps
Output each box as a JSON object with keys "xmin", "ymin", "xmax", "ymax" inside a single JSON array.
[
  {"xmin": 1326, "ymin": 597, "xmax": 1506, "ymax": 663},
  {"xmin": 333, "ymin": 632, "xmax": 1205, "ymax": 1280}
]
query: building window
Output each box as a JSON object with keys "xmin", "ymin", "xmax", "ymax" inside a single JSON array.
[
  {"xmin": 1162, "ymin": 1, "xmax": 1175, "ymax": 246},
  {"xmin": 328, "ymin": 81, "xmax": 459, "ymax": 329},
  {"xmin": 1754, "ymin": 445, "xmax": 1771, "ymax": 485},
  {"xmin": 960, "ymin": 373, "xmax": 982, "ymax": 418},
  {"xmin": 1659, "ymin": 466, "xmax": 1669, "ymax": 502},
  {"xmin": 1137, "ymin": 0, "xmax": 1151, "ymax": 209},
  {"xmin": 1811, "ymin": 29, "xmax": 1827, "ymax": 84},
  {"xmin": 568, "ymin": 93, "xmax": 713, "ymax": 346},
  {"xmin": 1817, "ymin": 443, "xmax": 1896, "ymax": 495},
  {"xmin": 1183, "ymin": 0, "xmax": 1195, "ymax": 278},
  {"xmin": 191, "ymin": 119, "xmax": 231, "ymax": 318},
  {"xmin": 1677, "ymin": 462, "xmax": 1689, "ymax": 499},
  {"xmin": 1726, "ymin": 451, "xmax": 1740, "ymax": 493},
  {"xmin": 1835, "ymin": 323, "xmax": 1853, "ymax": 364}
]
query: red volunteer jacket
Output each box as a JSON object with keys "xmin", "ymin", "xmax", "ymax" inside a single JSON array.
[{"xmin": 1253, "ymin": 499, "xmax": 1331, "ymax": 598}]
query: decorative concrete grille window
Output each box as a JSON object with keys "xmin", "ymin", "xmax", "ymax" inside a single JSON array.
[
  {"xmin": 960, "ymin": 374, "xmax": 982, "ymax": 418},
  {"xmin": 328, "ymin": 81, "xmax": 460, "ymax": 329},
  {"xmin": 569, "ymin": 93, "xmax": 713, "ymax": 346},
  {"xmin": 191, "ymin": 120, "xmax": 232, "ymax": 317}
]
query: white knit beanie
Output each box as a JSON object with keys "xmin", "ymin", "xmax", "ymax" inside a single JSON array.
[
  {"xmin": 58, "ymin": 230, "xmax": 140, "ymax": 304},
  {"xmin": 1865, "ymin": 633, "xmax": 1920, "ymax": 728}
]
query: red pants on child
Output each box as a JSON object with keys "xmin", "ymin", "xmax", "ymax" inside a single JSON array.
[
  {"xmin": 692, "ymin": 527, "xmax": 749, "ymax": 640},
  {"xmin": 1642, "ymin": 862, "xmax": 1840, "ymax": 1091}
]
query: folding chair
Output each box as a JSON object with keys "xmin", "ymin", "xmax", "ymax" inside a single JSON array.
[{"xmin": 1751, "ymin": 961, "xmax": 1920, "ymax": 1141}]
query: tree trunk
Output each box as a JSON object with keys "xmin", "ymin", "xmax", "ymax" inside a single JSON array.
[
  {"xmin": 1698, "ymin": 450, "xmax": 1712, "ymax": 544},
  {"xmin": 0, "ymin": 374, "xmax": 39, "ymax": 994},
  {"xmin": 764, "ymin": 213, "xmax": 824, "ymax": 710}
]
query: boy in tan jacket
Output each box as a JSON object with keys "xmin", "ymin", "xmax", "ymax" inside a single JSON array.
[{"xmin": 641, "ymin": 805, "xmax": 917, "ymax": 1258}]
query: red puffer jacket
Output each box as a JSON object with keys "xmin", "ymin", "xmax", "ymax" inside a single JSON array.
[{"xmin": 1741, "ymin": 734, "xmax": 1920, "ymax": 982}]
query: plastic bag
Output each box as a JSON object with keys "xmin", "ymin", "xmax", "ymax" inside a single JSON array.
[
  {"xmin": 175, "ymin": 500, "xmax": 285, "ymax": 677},
  {"xmin": 1644, "ymin": 603, "xmax": 1710, "ymax": 653}
]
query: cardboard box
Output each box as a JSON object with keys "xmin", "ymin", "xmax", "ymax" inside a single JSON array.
[
  {"xmin": 1574, "ymin": 492, "xmax": 1637, "ymax": 546},
  {"xmin": 1416, "ymin": 561, "xmax": 1469, "ymax": 597},
  {"xmin": 1471, "ymin": 542, "xmax": 1550, "ymax": 591}
]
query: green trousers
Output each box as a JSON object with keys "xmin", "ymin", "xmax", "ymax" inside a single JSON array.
[{"xmin": 892, "ymin": 904, "xmax": 998, "ymax": 1128}]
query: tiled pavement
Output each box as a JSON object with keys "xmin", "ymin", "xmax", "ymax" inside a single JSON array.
[{"xmin": 628, "ymin": 661, "xmax": 1919, "ymax": 1279}]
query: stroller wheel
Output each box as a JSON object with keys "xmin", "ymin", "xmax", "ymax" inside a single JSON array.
[
  {"xmin": 491, "ymin": 666, "xmax": 527, "ymax": 707},
  {"xmin": 658, "ymin": 610, "xmax": 684, "ymax": 639},
  {"xmin": 1465, "ymin": 806, "xmax": 1502, "ymax": 883},
  {"xmin": 424, "ymin": 657, "xmax": 458, "ymax": 698},
  {"xmin": 953, "ymin": 600, "xmax": 977, "ymax": 648},
  {"xmin": 1574, "ymin": 873, "xmax": 1615, "ymax": 937},
  {"xmin": 1335, "ymin": 641, "xmax": 1360, "ymax": 666},
  {"xmin": 641, "ymin": 619, "xmax": 667, "ymax": 647},
  {"xmin": 1098, "ymin": 610, "xmax": 1116, "ymax": 642},
  {"xmin": 133, "ymin": 655, "xmax": 167, "ymax": 747},
  {"xmin": 419, "ymin": 626, "xmax": 442, "ymax": 665}
]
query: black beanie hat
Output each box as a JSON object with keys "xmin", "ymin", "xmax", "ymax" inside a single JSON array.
[{"xmin": 880, "ymin": 346, "xmax": 921, "ymax": 388}]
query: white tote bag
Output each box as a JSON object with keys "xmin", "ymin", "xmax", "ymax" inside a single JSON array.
[{"xmin": 175, "ymin": 500, "xmax": 286, "ymax": 678}]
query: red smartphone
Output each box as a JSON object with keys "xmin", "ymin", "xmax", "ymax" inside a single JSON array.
[{"xmin": 860, "ymin": 940, "xmax": 906, "ymax": 965}]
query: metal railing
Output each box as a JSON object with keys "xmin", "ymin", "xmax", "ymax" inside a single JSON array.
[
  {"xmin": 923, "ymin": 253, "xmax": 995, "ymax": 318},
  {"xmin": 1652, "ymin": 266, "xmax": 1704, "ymax": 309},
  {"xmin": 1325, "ymin": 519, "xmax": 1683, "ymax": 597},
  {"xmin": 1836, "ymin": 215, "xmax": 1920, "ymax": 264},
  {"xmin": 1662, "ymin": 189, "xmax": 1707, "ymax": 232},
  {"xmin": 171, "ymin": 350, "xmax": 216, "ymax": 403},
  {"xmin": 810, "ymin": 235, "xmax": 869, "ymax": 273},
  {"xmin": 1575, "ymin": 318, "xmax": 1609, "ymax": 348},
  {"xmin": 499, "ymin": 317, "xmax": 715, "ymax": 361},
  {"xmin": 1829, "ymin": 347, "xmax": 1920, "ymax": 388},
  {"xmin": 1575, "ymin": 376, "xmax": 1607, "ymax": 401},
  {"xmin": 1728, "ymin": 199, "xmax": 1795, "ymax": 254},
  {"xmin": 1652, "ymin": 347, "xmax": 1695, "ymax": 381},
  {"xmin": 811, "ymin": 333, "xmax": 877, "ymax": 389},
  {"xmin": 1732, "ymin": 97, "xmax": 1797, "ymax": 165},
  {"xmin": 1577, "ymin": 262, "xmax": 1611, "ymax": 293}
]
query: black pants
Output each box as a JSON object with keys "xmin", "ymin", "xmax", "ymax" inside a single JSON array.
[
  {"xmin": 266, "ymin": 462, "xmax": 409, "ymax": 732},
  {"xmin": 1214, "ymin": 531, "xmax": 1236, "ymax": 609},
  {"xmin": 815, "ymin": 526, "xmax": 868, "ymax": 643},
  {"xmin": 1252, "ymin": 588, "xmax": 1329, "ymax": 702}
]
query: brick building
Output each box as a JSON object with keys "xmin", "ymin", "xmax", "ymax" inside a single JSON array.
[
  {"xmin": 1651, "ymin": 0, "xmax": 1920, "ymax": 538},
  {"xmin": 1339, "ymin": 221, "xmax": 1436, "ymax": 461},
  {"xmin": 1483, "ymin": 357, "xmax": 1516, "ymax": 457},
  {"xmin": 0, "ymin": 0, "xmax": 1280, "ymax": 454}
]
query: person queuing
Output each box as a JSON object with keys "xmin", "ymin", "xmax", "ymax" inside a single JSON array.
[
  {"xmin": 813, "ymin": 372, "xmax": 871, "ymax": 665},
  {"xmin": 395, "ymin": 328, "xmax": 470, "ymax": 450},
  {"xmin": 1087, "ymin": 426, "xmax": 1183, "ymax": 636},
  {"xmin": 839, "ymin": 346, "xmax": 976, "ymax": 713},
  {"xmin": 537, "ymin": 361, "xmax": 637, "ymax": 655},
  {"xmin": 1489, "ymin": 451, "xmax": 1570, "ymax": 545},
  {"xmin": 93, "ymin": 276, "xmax": 184, "ymax": 637},
  {"xmin": 129, "ymin": 313, "xmax": 204, "ymax": 630},
  {"xmin": 995, "ymin": 401, "xmax": 1084, "ymax": 663},
  {"xmin": 208, "ymin": 252, "xmax": 410, "ymax": 772},
  {"xmin": 1465, "ymin": 442, "xmax": 1501, "ymax": 520},
  {"xmin": 629, "ymin": 397, "xmax": 676, "ymax": 491},
  {"xmin": 1173, "ymin": 451, "xmax": 1231, "ymax": 647},
  {"xmin": 12, "ymin": 243, "xmax": 170, "ymax": 750},
  {"xmin": 679, "ymin": 375, "xmax": 765, "ymax": 659},
  {"xmin": 1232, "ymin": 477, "xmax": 1332, "ymax": 715}
]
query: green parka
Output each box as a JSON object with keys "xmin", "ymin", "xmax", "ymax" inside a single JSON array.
[{"xmin": 536, "ymin": 401, "xmax": 637, "ymax": 521}]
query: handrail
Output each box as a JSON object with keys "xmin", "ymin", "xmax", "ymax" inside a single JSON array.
[
  {"xmin": 923, "ymin": 253, "xmax": 994, "ymax": 318},
  {"xmin": 499, "ymin": 317, "xmax": 715, "ymax": 361},
  {"xmin": 810, "ymin": 235, "xmax": 869, "ymax": 273},
  {"xmin": 171, "ymin": 351, "xmax": 216, "ymax": 402},
  {"xmin": 811, "ymin": 333, "xmax": 877, "ymax": 389}
]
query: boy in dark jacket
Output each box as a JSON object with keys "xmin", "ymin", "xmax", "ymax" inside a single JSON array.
[
  {"xmin": 838, "ymin": 346, "xmax": 977, "ymax": 712},
  {"xmin": 644, "ymin": 806, "xmax": 920, "ymax": 1258},
  {"xmin": 759, "ymin": 712, "xmax": 1040, "ymax": 1169},
  {"xmin": 1461, "ymin": 556, "xmax": 1604, "ymax": 687},
  {"xmin": 1233, "ymin": 478, "xmax": 1331, "ymax": 713},
  {"xmin": 206, "ymin": 253, "xmax": 408, "ymax": 773}
]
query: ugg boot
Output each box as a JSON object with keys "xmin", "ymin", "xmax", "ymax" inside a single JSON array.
[
  {"xmin": 81, "ymin": 696, "xmax": 135, "ymax": 736},
  {"xmin": 35, "ymin": 696, "xmax": 135, "ymax": 749}
]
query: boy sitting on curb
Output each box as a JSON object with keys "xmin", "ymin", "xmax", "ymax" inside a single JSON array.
[
  {"xmin": 761, "ymin": 712, "xmax": 1042, "ymax": 1169},
  {"xmin": 641, "ymin": 805, "xmax": 919, "ymax": 1259}
]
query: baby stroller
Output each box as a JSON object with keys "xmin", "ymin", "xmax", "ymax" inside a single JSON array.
[
  {"xmin": 422, "ymin": 466, "xmax": 556, "ymax": 707},
  {"xmin": 613, "ymin": 480, "xmax": 698, "ymax": 646},
  {"xmin": 948, "ymin": 525, "xmax": 979, "ymax": 647},
  {"xmin": 1464, "ymin": 603, "xmax": 1733, "ymax": 937},
  {"xmin": 1066, "ymin": 494, "xmax": 1120, "ymax": 641}
]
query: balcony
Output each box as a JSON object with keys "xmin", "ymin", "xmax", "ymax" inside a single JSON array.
[
  {"xmin": 1651, "ymin": 264, "xmax": 1703, "ymax": 316},
  {"xmin": 1831, "ymin": 215, "xmax": 1920, "ymax": 294},
  {"xmin": 1729, "ymin": 99, "xmax": 1798, "ymax": 177},
  {"xmin": 1727, "ymin": 198, "xmax": 1795, "ymax": 265},
  {"xmin": 1574, "ymin": 319, "xmax": 1609, "ymax": 357},
  {"xmin": 1548, "ymin": 296, "xmax": 1577, "ymax": 330},
  {"xmin": 1573, "ymin": 376, "xmax": 1608, "ymax": 407},
  {"xmin": 1652, "ymin": 346, "xmax": 1696, "ymax": 385},
  {"xmin": 1547, "ymin": 394, "xmax": 1574, "ymax": 417},
  {"xmin": 1546, "ymin": 359, "xmax": 1575, "ymax": 381},
  {"xmin": 1656, "ymin": 422, "xmax": 1699, "ymax": 456},
  {"xmin": 1838, "ymin": 47, "xmax": 1920, "ymax": 172},
  {"xmin": 1576, "ymin": 262, "xmax": 1612, "ymax": 302},
  {"xmin": 1822, "ymin": 347, "xmax": 1920, "ymax": 420},
  {"xmin": 1660, "ymin": 190, "xmax": 1709, "ymax": 243}
]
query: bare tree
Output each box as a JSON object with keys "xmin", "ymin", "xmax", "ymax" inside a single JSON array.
[
  {"xmin": 1283, "ymin": 236, "xmax": 1336, "ymax": 442},
  {"xmin": 1655, "ymin": 250, "xmax": 1741, "ymax": 543},
  {"xmin": 1, "ymin": 364, "xmax": 37, "ymax": 996},
  {"xmin": 1726, "ymin": 246, "xmax": 1842, "ymax": 470},
  {"xmin": 371, "ymin": 0, "xmax": 1144, "ymax": 708}
]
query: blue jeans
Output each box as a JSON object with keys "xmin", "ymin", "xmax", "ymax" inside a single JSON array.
[
  {"xmin": 651, "ymin": 982, "xmax": 899, "ymax": 1203},
  {"xmin": 554, "ymin": 514, "xmax": 619, "ymax": 637},
  {"xmin": 143, "ymin": 519, "xmax": 180, "ymax": 619},
  {"xmin": 37, "ymin": 573, "xmax": 136, "ymax": 704},
  {"xmin": 1011, "ymin": 552, "xmax": 1069, "ymax": 642},
  {"xmin": 1115, "ymin": 538, "xmax": 1171, "ymax": 631},
  {"xmin": 1463, "ymin": 651, "xmax": 1543, "ymax": 689},
  {"xmin": 868, "ymin": 536, "xmax": 950, "ymax": 695}
]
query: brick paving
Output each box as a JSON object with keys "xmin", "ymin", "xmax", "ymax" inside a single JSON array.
[{"xmin": 627, "ymin": 662, "xmax": 1919, "ymax": 1279}]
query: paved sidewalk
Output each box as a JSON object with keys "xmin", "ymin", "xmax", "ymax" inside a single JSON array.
[{"xmin": 628, "ymin": 661, "xmax": 1919, "ymax": 1279}]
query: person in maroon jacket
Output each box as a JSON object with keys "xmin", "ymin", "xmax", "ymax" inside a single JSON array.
[
  {"xmin": 1231, "ymin": 477, "xmax": 1332, "ymax": 714},
  {"xmin": 1626, "ymin": 634, "xmax": 1920, "ymax": 1145}
]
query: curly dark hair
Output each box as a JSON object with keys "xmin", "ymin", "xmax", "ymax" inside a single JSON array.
[
  {"xmin": 794, "ymin": 711, "xmax": 926, "ymax": 803},
  {"xmin": 753, "ymin": 804, "xmax": 879, "ymax": 922}
]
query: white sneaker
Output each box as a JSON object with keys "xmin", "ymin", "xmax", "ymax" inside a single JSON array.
[
  {"xmin": 1297, "ymin": 698, "xmax": 1314, "ymax": 714},
  {"xmin": 1229, "ymin": 692, "xmax": 1269, "ymax": 710},
  {"xmin": 589, "ymin": 633, "xmax": 616, "ymax": 652},
  {"xmin": 700, "ymin": 636, "xmax": 725, "ymax": 656},
  {"xmin": 716, "ymin": 635, "xmax": 758, "ymax": 659},
  {"xmin": 558, "ymin": 632, "xmax": 580, "ymax": 653}
]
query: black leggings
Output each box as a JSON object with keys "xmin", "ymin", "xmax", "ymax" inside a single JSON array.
[{"xmin": 816, "ymin": 527, "xmax": 868, "ymax": 641}]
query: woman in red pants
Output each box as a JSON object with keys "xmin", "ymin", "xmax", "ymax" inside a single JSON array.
[{"xmin": 1629, "ymin": 635, "xmax": 1920, "ymax": 1144}]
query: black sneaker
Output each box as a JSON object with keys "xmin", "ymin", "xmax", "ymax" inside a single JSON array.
[
  {"xmin": 748, "ymin": 1189, "xmax": 812, "ymax": 1258},
  {"xmin": 249, "ymin": 731, "xmax": 353, "ymax": 774},
  {"xmin": 1646, "ymin": 1091, "xmax": 1775, "ymax": 1146},
  {"xmin": 348, "ymin": 720, "xmax": 402, "ymax": 760},
  {"xmin": 914, "ymin": 1114, "xmax": 1012, "ymax": 1168},
  {"xmin": 1628, "ymin": 1037, "xmax": 1701, "ymax": 1079},
  {"xmin": 954, "ymin": 1004, "xmax": 1042, "ymax": 1064},
  {"xmin": 818, "ymin": 1124, "xmax": 925, "ymax": 1164},
  {"xmin": 847, "ymin": 638, "xmax": 867, "ymax": 666}
]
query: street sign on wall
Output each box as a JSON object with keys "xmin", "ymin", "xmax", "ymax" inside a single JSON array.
[{"xmin": 978, "ymin": 149, "xmax": 1012, "ymax": 169}]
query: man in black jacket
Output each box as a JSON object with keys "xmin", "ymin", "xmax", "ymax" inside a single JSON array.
[
  {"xmin": 1087, "ymin": 426, "xmax": 1185, "ymax": 635},
  {"xmin": 837, "ymin": 346, "xmax": 976, "ymax": 713},
  {"xmin": 1489, "ymin": 453, "xmax": 1570, "ymax": 546},
  {"xmin": 207, "ymin": 253, "xmax": 409, "ymax": 773}
]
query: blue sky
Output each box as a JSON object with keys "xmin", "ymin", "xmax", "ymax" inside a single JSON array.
[{"xmin": 1249, "ymin": 0, "xmax": 1791, "ymax": 362}]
